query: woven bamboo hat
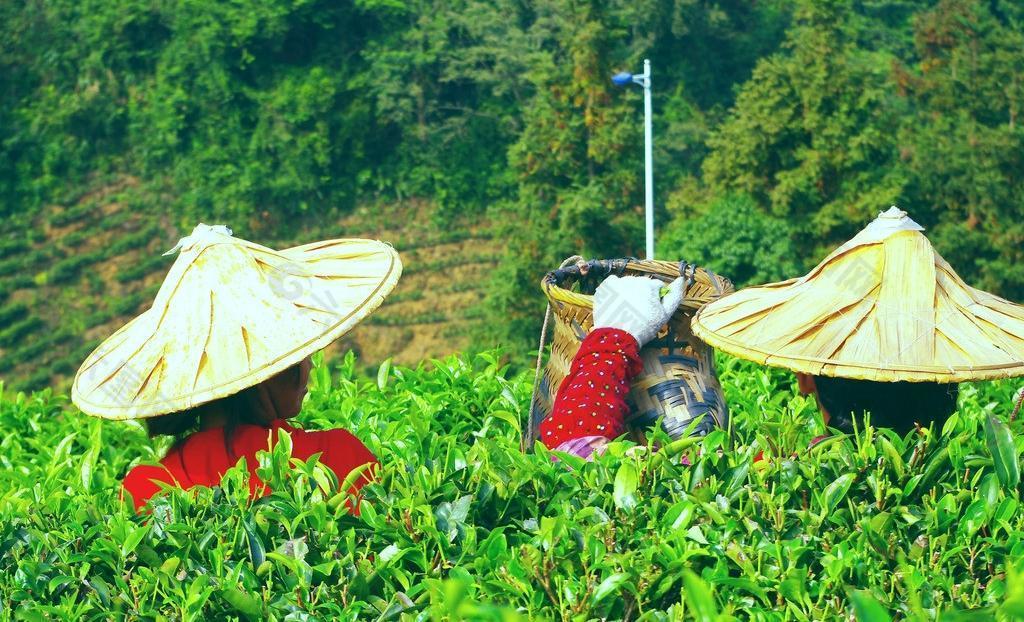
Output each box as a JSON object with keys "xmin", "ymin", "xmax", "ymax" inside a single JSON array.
[
  {"xmin": 692, "ymin": 207, "xmax": 1024, "ymax": 382},
  {"xmin": 72, "ymin": 224, "xmax": 402, "ymax": 420}
]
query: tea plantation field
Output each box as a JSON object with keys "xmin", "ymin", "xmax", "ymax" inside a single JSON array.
[{"xmin": 1, "ymin": 352, "xmax": 1023, "ymax": 620}]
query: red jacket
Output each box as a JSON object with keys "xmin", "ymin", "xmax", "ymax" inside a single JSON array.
[{"xmin": 122, "ymin": 419, "xmax": 377, "ymax": 513}]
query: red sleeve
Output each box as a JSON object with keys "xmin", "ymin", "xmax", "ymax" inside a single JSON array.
[
  {"xmin": 540, "ymin": 327, "xmax": 643, "ymax": 450},
  {"xmin": 122, "ymin": 464, "xmax": 179, "ymax": 513},
  {"xmin": 283, "ymin": 424, "xmax": 379, "ymax": 515}
]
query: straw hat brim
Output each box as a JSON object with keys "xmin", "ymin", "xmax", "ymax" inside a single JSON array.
[
  {"xmin": 692, "ymin": 218, "xmax": 1024, "ymax": 383},
  {"xmin": 72, "ymin": 234, "xmax": 401, "ymax": 420}
]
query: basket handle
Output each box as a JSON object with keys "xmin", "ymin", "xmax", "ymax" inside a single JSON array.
[
  {"xmin": 678, "ymin": 261, "xmax": 696, "ymax": 297},
  {"xmin": 544, "ymin": 258, "xmax": 703, "ymax": 291},
  {"xmin": 543, "ymin": 258, "xmax": 632, "ymax": 292}
]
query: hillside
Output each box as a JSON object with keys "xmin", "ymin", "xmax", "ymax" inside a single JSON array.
[
  {"xmin": 4, "ymin": 0, "xmax": 1024, "ymax": 374},
  {"xmin": 312, "ymin": 202, "xmax": 498, "ymax": 368},
  {"xmin": 0, "ymin": 178, "xmax": 496, "ymax": 392}
]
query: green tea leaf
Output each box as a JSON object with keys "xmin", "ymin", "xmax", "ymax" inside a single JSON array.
[
  {"xmin": 613, "ymin": 461, "xmax": 638, "ymax": 511},
  {"xmin": 121, "ymin": 525, "xmax": 148, "ymax": 557},
  {"xmin": 851, "ymin": 591, "xmax": 892, "ymax": 622},
  {"xmin": 985, "ymin": 414, "xmax": 1020, "ymax": 489},
  {"xmin": 823, "ymin": 473, "xmax": 856, "ymax": 514},
  {"xmin": 221, "ymin": 586, "xmax": 263, "ymax": 620},
  {"xmin": 80, "ymin": 422, "xmax": 100, "ymax": 492},
  {"xmin": 957, "ymin": 499, "xmax": 989, "ymax": 538},
  {"xmin": 243, "ymin": 519, "xmax": 266, "ymax": 567},
  {"xmin": 160, "ymin": 556, "xmax": 180, "ymax": 575},
  {"xmin": 683, "ymin": 570, "xmax": 719, "ymax": 622},
  {"xmin": 592, "ymin": 572, "xmax": 630, "ymax": 604},
  {"xmin": 377, "ymin": 358, "xmax": 392, "ymax": 390}
]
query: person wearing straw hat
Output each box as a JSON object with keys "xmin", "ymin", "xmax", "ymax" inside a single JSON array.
[
  {"xmin": 71, "ymin": 224, "xmax": 402, "ymax": 513},
  {"xmin": 692, "ymin": 206, "xmax": 1024, "ymax": 436}
]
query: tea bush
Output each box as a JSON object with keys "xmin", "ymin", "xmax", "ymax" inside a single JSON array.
[
  {"xmin": 368, "ymin": 312, "xmax": 449, "ymax": 327},
  {"xmin": 6, "ymin": 328, "xmax": 74, "ymax": 368},
  {"xmin": 404, "ymin": 254, "xmax": 501, "ymax": 277},
  {"xmin": 0, "ymin": 302, "xmax": 28, "ymax": 326},
  {"xmin": 0, "ymin": 316, "xmax": 43, "ymax": 348},
  {"xmin": 110, "ymin": 284, "xmax": 161, "ymax": 317},
  {"xmin": 0, "ymin": 352, "xmax": 1022, "ymax": 620},
  {"xmin": 116, "ymin": 255, "xmax": 172, "ymax": 284},
  {"xmin": 49, "ymin": 252, "xmax": 97, "ymax": 284},
  {"xmin": 2, "ymin": 274, "xmax": 36, "ymax": 292},
  {"xmin": 0, "ymin": 257, "xmax": 24, "ymax": 279},
  {"xmin": 84, "ymin": 309, "xmax": 116, "ymax": 329},
  {"xmin": 0, "ymin": 239, "xmax": 29, "ymax": 259},
  {"xmin": 60, "ymin": 229, "xmax": 92, "ymax": 249},
  {"xmin": 107, "ymin": 224, "xmax": 161, "ymax": 256},
  {"xmin": 97, "ymin": 210, "xmax": 133, "ymax": 232},
  {"xmin": 18, "ymin": 366, "xmax": 58, "ymax": 393},
  {"xmin": 0, "ymin": 248, "xmax": 64, "ymax": 279},
  {"xmin": 48, "ymin": 201, "xmax": 100, "ymax": 228}
]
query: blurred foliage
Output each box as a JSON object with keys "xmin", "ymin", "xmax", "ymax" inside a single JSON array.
[
  {"xmin": 660, "ymin": 194, "xmax": 800, "ymax": 287},
  {"xmin": 701, "ymin": 0, "xmax": 1024, "ymax": 304},
  {"xmin": 1, "ymin": 352, "xmax": 1024, "ymax": 618}
]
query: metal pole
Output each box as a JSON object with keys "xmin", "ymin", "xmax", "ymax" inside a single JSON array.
[{"xmin": 641, "ymin": 59, "xmax": 654, "ymax": 260}]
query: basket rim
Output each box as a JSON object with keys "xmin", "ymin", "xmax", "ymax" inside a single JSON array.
[{"xmin": 541, "ymin": 258, "xmax": 733, "ymax": 311}]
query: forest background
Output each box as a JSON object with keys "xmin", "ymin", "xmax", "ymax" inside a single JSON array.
[{"xmin": 1, "ymin": 0, "xmax": 1023, "ymax": 391}]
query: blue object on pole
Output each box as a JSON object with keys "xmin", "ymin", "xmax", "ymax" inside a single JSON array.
[{"xmin": 611, "ymin": 72, "xmax": 633, "ymax": 86}]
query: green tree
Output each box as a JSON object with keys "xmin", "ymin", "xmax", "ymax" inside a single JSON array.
[
  {"xmin": 645, "ymin": 0, "xmax": 790, "ymax": 112},
  {"xmin": 659, "ymin": 194, "xmax": 800, "ymax": 287},
  {"xmin": 357, "ymin": 0, "xmax": 533, "ymax": 218},
  {"xmin": 894, "ymin": 0, "xmax": 1024, "ymax": 299},
  {"xmin": 701, "ymin": 0, "xmax": 904, "ymax": 258},
  {"xmin": 486, "ymin": 0, "xmax": 648, "ymax": 354},
  {"xmin": 133, "ymin": 0, "xmax": 376, "ymax": 223}
]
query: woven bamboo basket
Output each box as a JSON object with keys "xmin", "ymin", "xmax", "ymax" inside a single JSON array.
[{"xmin": 526, "ymin": 258, "xmax": 734, "ymax": 451}]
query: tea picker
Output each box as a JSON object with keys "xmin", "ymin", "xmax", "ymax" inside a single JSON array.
[
  {"xmin": 72, "ymin": 224, "xmax": 402, "ymax": 512},
  {"xmin": 693, "ymin": 207, "xmax": 1024, "ymax": 437},
  {"xmin": 526, "ymin": 60, "xmax": 735, "ymax": 456}
]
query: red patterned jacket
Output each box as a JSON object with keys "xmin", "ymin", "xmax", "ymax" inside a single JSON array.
[{"xmin": 539, "ymin": 328, "xmax": 642, "ymax": 458}]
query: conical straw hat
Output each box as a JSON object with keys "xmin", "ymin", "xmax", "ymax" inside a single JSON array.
[
  {"xmin": 692, "ymin": 207, "xmax": 1024, "ymax": 382},
  {"xmin": 72, "ymin": 224, "xmax": 402, "ymax": 419}
]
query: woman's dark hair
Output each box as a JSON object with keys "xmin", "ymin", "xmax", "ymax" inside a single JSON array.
[
  {"xmin": 145, "ymin": 362, "xmax": 303, "ymax": 453},
  {"xmin": 145, "ymin": 386, "xmax": 263, "ymax": 454},
  {"xmin": 813, "ymin": 376, "xmax": 959, "ymax": 435}
]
